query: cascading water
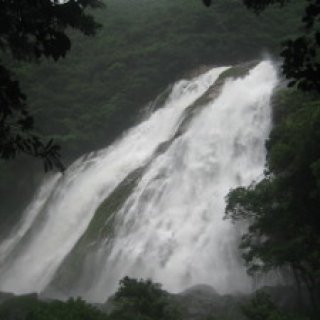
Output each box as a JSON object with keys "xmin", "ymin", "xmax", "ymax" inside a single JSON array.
[
  {"xmin": 0, "ymin": 61, "xmax": 278, "ymax": 302},
  {"xmin": 0, "ymin": 66, "xmax": 227, "ymax": 294}
]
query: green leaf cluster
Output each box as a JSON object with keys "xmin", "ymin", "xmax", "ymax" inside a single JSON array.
[
  {"xmin": 0, "ymin": 294, "xmax": 107, "ymax": 320},
  {"xmin": 0, "ymin": 0, "xmax": 305, "ymax": 233},
  {"xmin": 225, "ymin": 88, "xmax": 320, "ymax": 304},
  {"xmin": 108, "ymin": 277, "xmax": 182, "ymax": 320},
  {"xmin": 0, "ymin": 278, "xmax": 181, "ymax": 320},
  {"xmin": 0, "ymin": 0, "xmax": 103, "ymax": 171},
  {"xmin": 242, "ymin": 292, "xmax": 307, "ymax": 320}
]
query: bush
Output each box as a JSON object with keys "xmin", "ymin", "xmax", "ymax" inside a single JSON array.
[{"xmin": 108, "ymin": 277, "xmax": 182, "ymax": 320}]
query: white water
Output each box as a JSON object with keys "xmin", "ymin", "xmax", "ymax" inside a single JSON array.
[
  {"xmin": 0, "ymin": 62, "xmax": 278, "ymax": 302},
  {"xmin": 0, "ymin": 66, "xmax": 228, "ymax": 295},
  {"xmin": 79, "ymin": 61, "xmax": 278, "ymax": 301}
]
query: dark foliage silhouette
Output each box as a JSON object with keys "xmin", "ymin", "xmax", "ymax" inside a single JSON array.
[
  {"xmin": 0, "ymin": 0, "xmax": 103, "ymax": 170},
  {"xmin": 203, "ymin": 0, "xmax": 320, "ymax": 93}
]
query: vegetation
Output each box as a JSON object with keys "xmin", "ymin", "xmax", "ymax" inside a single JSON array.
[
  {"xmin": 0, "ymin": 278, "xmax": 181, "ymax": 320},
  {"xmin": 15, "ymin": 0, "xmax": 303, "ymax": 160},
  {"xmin": 218, "ymin": 1, "xmax": 320, "ymax": 316},
  {"xmin": 0, "ymin": 281, "xmax": 312, "ymax": 320},
  {"xmin": 0, "ymin": 0, "xmax": 305, "ymax": 232},
  {"xmin": 225, "ymin": 87, "xmax": 320, "ymax": 313},
  {"xmin": 0, "ymin": 294, "xmax": 107, "ymax": 320},
  {"xmin": 241, "ymin": 292, "xmax": 307, "ymax": 320},
  {"xmin": 0, "ymin": 0, "xmax": 316, "ymax": 169},
  {"xmin": 108, "ymin": 277, "xmax": 182, "ymax": 320},
  {"xmin": 1, "ymin": 1, "xmax": 319, "ymax": 319},
  {"xmin": 205, "ymin": 0, "xmax": 320, "ymax": 91},
  {"xmin": 0, "ymin": 0, "xmax": 103, "ymax": 170}
]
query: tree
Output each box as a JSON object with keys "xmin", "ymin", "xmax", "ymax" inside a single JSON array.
[
  {"xmin": 108, "ymin": 277, "xmax": 182, "ymax": 320},
  {"xmin": 203, "ymin": 0, "xmax": 320, "ymax": 92},
  {"xmin": 0, "ymin": 0, "xmax": 103, "ymax": 171},
  {"xmin": 0, "ymin": 294, "xmax": 108, "ymax": 320},
  {"xmin": 241, "ymin": 292, "xmax": 307, "ymax": 320},
  {"xmin": 201, "ymin": 0, "xmax": 320, "ymax": 310},
  {"xmin": 225, "ymin": 89, "xmax": 320, "ymax": 309}
]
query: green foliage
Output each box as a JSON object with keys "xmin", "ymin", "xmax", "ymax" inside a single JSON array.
[
  {"xmin": 0, "ymin": 0, "xmax": 103, "ymax": 170},
  {"xmin": 108, "ymin": 277, "xmax": 182, "ymax": 320},
  {"xmin": 17, "ymin": 0, "xmax": 303, "ymax": 160},
  {"xmin": 0, "ymin": 294, "xmax": 107, "ymax": 320},
  {"xmin": 0, "ymin": 279, "xmax": 181, "ymax": 320},
  {"xmin": 0, "ymin": 0, "xmax": 304, "ymax": 230},
  {"xmin": 225, "ymin": 88, "xmax": 320, "ymax": 304},
  {"xmin": 244, "ymin": 0, "xmax": 320, "ymax": 92},
  {"xmin": 204, "ymin": 0, "xmax": 320, "ymax": 92},
  {"xmin": 242, "ymin": 292, "xmax": 307, "ymax": 320},
  {"xmin": 0, "ymin": 0, "xmax": 102, "ymax": 61},
  {"xmin": 242, "ymin": 1, "xmax": 289, "ymax": 13},
  {"xmin": 27, "ymin": 298, "xmax": 107, "ymax": 320},
  {"xmin": 0, "ymin": 64, "xmax": 63, "ymax": 171}
]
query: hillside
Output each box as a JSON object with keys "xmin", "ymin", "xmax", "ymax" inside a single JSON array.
[{"xmin": 0, "ymin": 0, "xmax": 303, "ymax": 232}]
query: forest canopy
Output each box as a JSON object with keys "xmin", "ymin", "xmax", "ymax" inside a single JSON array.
[
  {"xmin": 204, "ymin": 0, "xmax": 320, "ymax": 92},
  {"xmin": 1, "ymin": 0, "xmax": 304, "ymax": 234},
  {"xmin": 1, "ymin": 0, "xmax": 318, "ymax": 170},
  {"xmin": 0, "ymin": 0, "xmax": 103, "ymax": 171},
  {"xmin": 223, "ymin": 0, "xmax": 320, "ymax": 311}
]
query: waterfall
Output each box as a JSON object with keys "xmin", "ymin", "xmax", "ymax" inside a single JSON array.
[{"xmin": 0, "ymin": 61, "xmax": 278, "ymax": 302}]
